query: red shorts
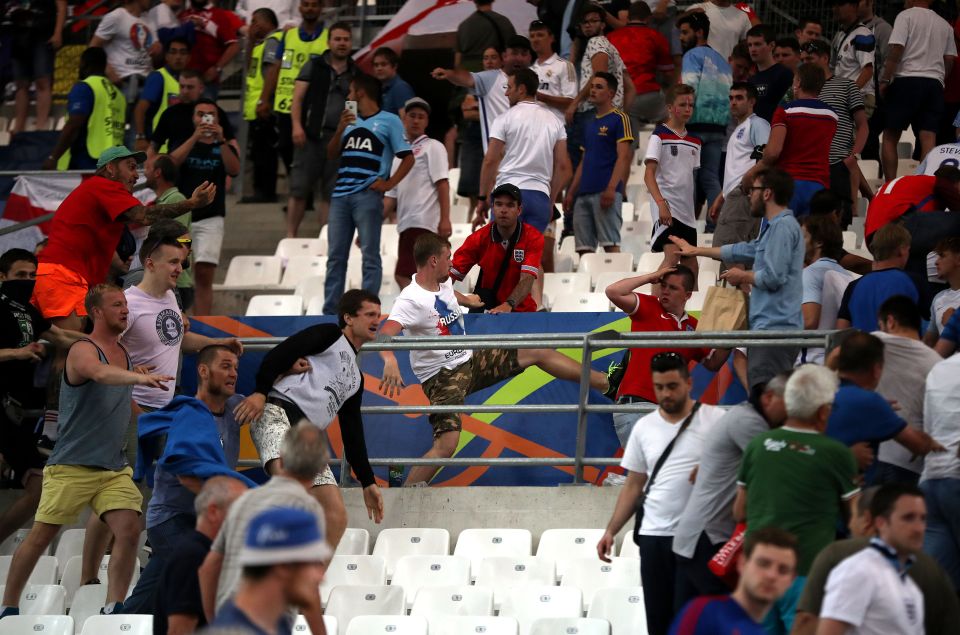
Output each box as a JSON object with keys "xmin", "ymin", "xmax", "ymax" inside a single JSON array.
[
  {"xmin": 396, "ymin": 227, "xmax": 433, "ymax": 280},
  {"xmin": 32, "ymin": 262, "xmax": 88, "ymax": 319}
]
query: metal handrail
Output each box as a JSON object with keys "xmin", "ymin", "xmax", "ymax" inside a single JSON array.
[{"xmin": 229, "ymin": 329, "xmax": 833, "ymax": 483}]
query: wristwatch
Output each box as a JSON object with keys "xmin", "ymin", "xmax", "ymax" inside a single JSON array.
[{"xmin": 505, "ymin": 298, "xmax": 516, "ymax": 309}]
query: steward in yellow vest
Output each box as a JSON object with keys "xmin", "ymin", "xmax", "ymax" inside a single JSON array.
[
  {"xmin": 242, "ymin": 7, "xmax": 283, "ymax": 202},
  {"xmin": 133, "ymin": 38, "xmax": 192, "ymax": 153}
]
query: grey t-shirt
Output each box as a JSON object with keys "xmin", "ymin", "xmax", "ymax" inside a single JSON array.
[
  {"xmin": 211, "ymin": 476, "xmax": 325, "ymax": 611},
  {"xmin": 672, "ymin": 402, "xmax": 770, "ymax": 558}
]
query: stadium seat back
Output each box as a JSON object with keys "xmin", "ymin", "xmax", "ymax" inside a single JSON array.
[
  {"xmin": 542, "ymin": 273, "xmax": 591, "ymax": 309},
  {"xmin": 246, "ymin": 294, "xmax": 304, "ymax": 316},
  {"xmin": 280, "ymin": 256, "xmax": 328, "ymax": 288},
  {"xmin": 325, "ymin": 585, "xmax": 405, "ymax": 635},
  {"xmin": 68, "ymin": 584, "xmax": 106, "ymax": 632},
  {"xmin": 0, "ymin": 584, "xmax": 66, "ymax": 615},
  {"xmin": 474, "ymin": 557, "xmax": 556, "ymax": 609},
  {"xmin": 0, "ymin": 555, "xmax": 57, "ymax": 587},
  {"xmin": 536, "ymin": 529, "xmax": 606, "ymax": 580},
  {"xmin": 61, "ymin": 556, "xmax": 137, "ymax": 611},
  {"xmin": 586, "ymin": 586, "xmax": 647, "ymax": 635},
  {"xmin": 635, "ymin": 252, "xmax": 663, "ymax": 274},
  {"xmin": 391, "ymin": 555, "xmax": 471, "ymax": 609},
  {"xmin": 428, "ymin": 615, "xmax": 519, "ymax": 635},
  {"xmin": 344, "ymin": 614, "xmax": 428, "ymax": 635},
  {"xmin": 320, "ymin": 555, "xmax": 387, "ymax": 607},
  {"xmin": 578, "ymin": 253, "xmax": 635, "ymax": 286},
  {"xmin": 529, "ymin": 617, "xmax": 611, "ymax": 635},
  {"xmin": 294, "ymin": 275, "xmax": 326, "ymax": 305},
  {"xmin": 0, "ymin": 530, "xmax": 34, "ymax": 557},
  {"xmin": 335, "ymin": 528, "xmax": 370, "ymax": 556},
  {"xmin": 549, "ymin": 292, "xmax": 609, "ymax": 313},
  {"xmin": 305, "ymin": 295, "xmax": 326, "ymax": 315},
  {"xmin": 409, "ymin": 585, "xmax": 494, "ymax": 618},
  {"xmin": 559, "ymin": 557, "xmax": 640, "ymax": 610},
  {"xmin": 371, "ymin": 528, "xmax": 450, "ymax": 580},
  {"xmin": 0, "ymin": 614, "xmax": 73, "ymax": 635},
  {"xmin": 77, "ymin": 614, "xmax": 150, "ymax": 635},
  {"xmin": 275, "ymin": 237, "xmax": 325, "ymax": 259},
  {"xmin": 292, "ymin": 614, "xmax": 338, "ymax": 635},
  {"xmin": 380, "ymin": 225, "xmax": 399, "ymax": 256},
  {"xmin": 453, "ymin": 528, "xmax": 532, "ymax": 579},
  {"xmin": 52, "ymin": 530, "xmax": 85, "ymax": 569},
  {"xmin": 591, "ymin": 271, "xmax": 635, "ymax": 294},
  {"xmin": 222, "ymin": 255, "xmax": 282, "ymax": 288},
  {"xmin": 499, "ymin": 586, "xmax": 583, "ymax": 635}
]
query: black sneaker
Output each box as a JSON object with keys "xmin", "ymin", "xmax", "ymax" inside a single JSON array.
[
  {"xmin": 36, "ymin": 435, "xmax": 55, "ymax": 457},
  {"xmin": 603, "ymin": 358, "xmax": 623, "ymax": 400}
]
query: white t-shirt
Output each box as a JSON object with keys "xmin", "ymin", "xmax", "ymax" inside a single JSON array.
[
  {"xmin": 689, "ymin": 2, "xmax": 751, "ymax": 59},
  {"xmin": 621, "ymin": 404, "xmax": 725, "ymax": 536},
  {"xmin": 723, "ymin": 114, "xmax": 770, "ymax": 195},
  {"xmin": 120, "ymin": 286, "xmax": 184, "ymax": 408},
  {"xmin": 926, "ymin": 287, "xmax": 960, "ymax": 339},
  {"xmin": 916, "ymin": 142, "xmax": 960, "ymax": 175},
  {"xmin": 820, "ymin": 545, "xmax": 924, "ymax": 635},
  {"xmin": 386, "ymin": 134, "xmax": 449, "ymax": 234},
  {"xmin": 645, "ymin": 124, "xmax": 701, "ymax": 242},
  {"xmin": 889, "ymin": 7, "xmax": 957, "ymax": 84},
  {"xmin": 831, "ymin": 24, "xmax": 876, "ymax": 96},
  {"xmin": 489, "ymin": 101, "xmax": 566, "ymax": 196},
  {"xmin": 472, "ymin": 69, "xmax": 510, "ymax": 153},
  {"xmin": 923, "ymin": 354, "xmax": 960, "ymax": 481},
  {"xmin": 531, "ymin": 54, "xmax": 578, "ymax": 126},
  {"xmin": 579, "ymin": 35, "xmax": 625, "ymax": 111},
  {"xmin": 235, "ymin": 0, "xmax": 299, "ymax": 28},
  {"xmin": 94, "ymin": 7, "xmax": 155, "ymax": 79},
  {"xmin": 145, "ymin": 3, "xmax": 179, "ymax": 34},
  {"xmin": 388, "ymin": 276, "xmax": 471, "ymax": 381}
]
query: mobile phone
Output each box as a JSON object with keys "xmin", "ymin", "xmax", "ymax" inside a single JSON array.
[
  {"xmin": 345, "ymin": 100, "xmax": 358, "ymax": 117},
  {"xmin": 201, "ymin": 113, "xmax": 215, "ymax": 125}
]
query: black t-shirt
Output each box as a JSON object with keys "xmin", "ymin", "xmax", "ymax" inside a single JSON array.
[
  {"xmin": 151, "ymin": 103, "xmax": 236, "ymax": 152},
  {"xmin": 749, "ymin": 63, "xmax": 794, "ymax": 122},
  {"xmin": 153, "ymin": 530, "xmax": 211, "ymax": 635},
  {"xmin": 0, "ymin": 292, "xmax": 49, "ymax": 405},
  {"xmin": 595, "ymin": 0, "xmax": 629, "ymax": 32},
  {"xmin": 178, "ymin": 141, "xmax": 234, "ymax": 222}
]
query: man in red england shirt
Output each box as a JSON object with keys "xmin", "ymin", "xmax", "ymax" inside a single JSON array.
[
  {"xmin": 179, "ymin": 0, "xmax": 240, "ymax": 99},
  {"xmin": 865, "ymin": 165, "xmax": 960, "ymax": 242},
  {"xmin": 604, "ymin": 264, "xmax": 729, "ymax": 445},
  {"xmin": 449, "ymin": 183, "xmax": 544, "ymax": 313},
  {"xmin": 608, "ymin": 2, "xmax": 675, "ymax": 138},
  {"xmin": 32, "ymin": 145, "xmax": 215, "ymax": 333}
]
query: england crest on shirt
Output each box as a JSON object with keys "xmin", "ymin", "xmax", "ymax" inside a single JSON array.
[{"xmin": 513, "ymin": 249, "xmax": 524, "ymax": 262}]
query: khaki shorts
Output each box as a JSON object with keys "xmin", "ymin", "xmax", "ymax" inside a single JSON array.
[
  {"xmin": 421, "ymin": 349, "xmax": 521, "ymax": 438},
  {"xmin": 250, "ymin": 402, "xmax": 337, "ymax": 487},
  {"xmin": 36, "ymin": 465, "xmax": 142, "ymax": 525}
]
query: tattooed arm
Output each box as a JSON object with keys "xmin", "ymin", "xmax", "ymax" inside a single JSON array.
[{"xmin": 121, "ymin": 182, "xmax": 217, "ymax": 224}]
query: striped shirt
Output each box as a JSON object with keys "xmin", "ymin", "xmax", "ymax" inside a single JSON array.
[
  {"xmin": 332, "ymin": 109, "xmax": 411, "ymax": 198},
  {"xmin": 818, "ymin": 76, "xmax": 864, "ymax": 164},
  {"xmin": 472, "ymin": 69, "xmax": 510, "ymax": 153},
  {"xmin": 772, "ymin": 99, "xmax": 837, "ymax": 186}
]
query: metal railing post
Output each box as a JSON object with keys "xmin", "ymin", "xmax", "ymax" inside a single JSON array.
[{"xmin": 572, "ymin": 332, "xmax": 596, "ymax": 484}]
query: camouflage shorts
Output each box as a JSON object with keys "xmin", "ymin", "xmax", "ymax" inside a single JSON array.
[
  {"xmin": 421, "ymin": 348, "xmax": 521, "ymax": 438},
  {"xmin": 250, "ymin": 402, "xmax": 337, "ymax": 487}
]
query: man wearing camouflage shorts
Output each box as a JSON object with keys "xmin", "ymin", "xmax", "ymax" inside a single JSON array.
[
  {"xmin": 378, "ymin": 232, "xmax": 609, "ymax": 485},
  {"xmin": 232, "ymin": 289, "xmax": 384, "ymax": 549}
]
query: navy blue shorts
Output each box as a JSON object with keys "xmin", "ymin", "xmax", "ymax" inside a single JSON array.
[
  {"xmin": 884, "ymin": 77, "xmax": 944, "ymax": 134},
  {"xmin": 519, "ymin": 189, "xmax": 552, "ymax": 233},
  {"xmin": 12, "ymin": 42, "xmax": 54, "ymax": 82}
]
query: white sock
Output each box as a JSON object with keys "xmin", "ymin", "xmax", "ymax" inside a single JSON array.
[{"xmin": 42, "ymin": 410, "xmax": 58, "ymax": 440}]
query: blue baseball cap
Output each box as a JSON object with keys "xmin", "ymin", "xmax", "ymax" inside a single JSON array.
[
  {"xmin": 237, "ymin": 507, "xmax": 333, "ymax": 566},
  {"xmin": 96, "ymin": 145, "xmax": 147, "ymax": 169}
]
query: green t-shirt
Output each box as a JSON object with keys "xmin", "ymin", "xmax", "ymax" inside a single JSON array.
[
  {"xmin": 156, "ymin": 187, "xmax": 192, "ymax": 288},
  {"xmin": 737, "ymin": 427, "xmax": 859, "ymax": 576}
]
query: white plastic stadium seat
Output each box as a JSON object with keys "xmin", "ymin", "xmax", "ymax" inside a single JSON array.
[
  {"xmin": 698, "ymin": 257, "xmax": 721, "ymax": 279},
  {"xmin": 618, "ymin": 535, "xmax": 638, "ymax": 559},
  {"xmin": 222, "ymin": 255, "xmax": 282, "ymax": 288},
  {"xmin": 428, "ymin": 616, "xmax": 519, "ymax": 635},
  {"xmin": 60, "ymin": 556, "xmax": 137, "ymax": 612},
  {"xmin": 409, "ymin": 585, "xmax": 494, "ymax": 618},
  {"xmin": 325, "ymin": 585, "xmax": 405, "ymax": 635},
  {"xmin": 686, "ymin": 290, "xmax": 707, "ymax": 313},
  {"xmin": 371, "ymin": 528, "xmax": 450, "ymax": 580},
  {"xmin": 587, "ymin": 587, "xmax": 647, "ymax": 635},
  {"xmin": 292, "ymin": 614, "xmax": 338, "ymax": 635},
  {"xmin": 474, "ymin": 557, "xmax": 556, "ymax": 610},
  {"xmin": 499, "ymin": 586, "xmax": 583, "ymax": 635},
  {"xmin": 0, "ymin": 615, "xmax": 73, "ymax": 635},
  {"xmin": 320, "ymin": 555, "xmax": 386, "ymax": 607},
  {"xmin": 344, "ymin": 615, "xmax": 428, "ymax": 635},
  {"xmin": 842, "ymin": 230, "xmax": 857, "ymax": 251},
  {"xmin": 294, "ymin": 276, "xmax": 326, "ymax": 306},
  {"xmin": 4, "ymin": 584, "xmax": 66, "ymax": 615},
  {"xmin": 78, "ymin": 615, "xmax": 151, "ymax": 635},
  {"xmin": 591, "ymin": 271, "xmax": 634, "ymax": 294},
  {"xmin": 578, "ymin": 253, "xmax": 635, "ymax": 286},
  {"xmin": 336, "ymin": 528, "xmax": 370, "ymax": 556},
  {"xmin": 0, "ymin": 556, "xmax": 57, "ymax": 586},
  {"xmin": 380, "ymin": 225, "xmax": 399, "ymax": 256},
  {"xmin": 529, "ymin": 618, "xmax": 611, "ymax": 635},
  {"xmin": 635, "ymin": 252, "xmax": 663, "ymax": 274},
  {"xmin": 68, "ymin": 584, "xmax": 106, "ymax": 633},
  {"xmin": 453, "ymin": 528, "xmax": 532, "ymax": 579},
  {"xmin": 275, "ymin": 237, "xmax": 325, "ymax": 259},
  {"xmin": 0, "ymin": 530, "xmax": 33, "ymax": 557},
  {"xmin": 550, "ymin": 293, "xmax": 609, "ymax": 313},
  {"xmin": 280, "ymin": 256, "xmax": 328, "ymax": 288},
  {"xmin": 391, "ymin": 555, "xmax": 471, "ymax": 609},
  {"xmin": 53, "ymin": 530, "xmax": 85, "ymax": 569},
  {"xmin": 620, "ymin": 201, "xmax": 635, "ymax": 222},
  {"xmin": 537, "ymin": 529, "xmax": 606, "ymax": 580},
  {"xmin": 246, "ymin": 294, "xmax": 303, "ymax": 316},
  {"xmin": 305, "ymin": 296, "xmax": 325, "ymax": 316},
  {"xmin": 542, "ymin": 273, "xmax": 591, "ymax": 309},
  {"xmin": 559, "ymin": 557, "xmax": 640, "ymax": 610}
]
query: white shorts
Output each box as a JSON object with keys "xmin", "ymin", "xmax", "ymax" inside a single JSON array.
[
  {"xmin": 191, "ymin": 216, "xmax": 225, "ymax": 265},
  {"xmin": 250, "ymin": 403, "xmax": 337, "ymax": 487}
]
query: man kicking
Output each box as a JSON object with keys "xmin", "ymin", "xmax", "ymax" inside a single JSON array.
[
  {"xmin": 232, "ymin": 290, "xmax": 385, "ymax": 548},
  {"xmin": 378, "ymin": 232, "xmax": 609, "ymax": 485}
]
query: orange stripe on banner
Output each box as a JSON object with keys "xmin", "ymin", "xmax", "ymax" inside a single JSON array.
[
  {"xmin": 190, "ymin": 316, "xmax": 275, "ymax": 338},
  {"xmin": 439, "ymin": 441, "xmax": 504, "ymax": 486}
]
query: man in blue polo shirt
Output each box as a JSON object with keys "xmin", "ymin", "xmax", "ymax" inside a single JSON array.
[
  {"xmin": 827, "ymin": 331, "xmax": 944, "ymax": 484},
  {"xmin": 836, "ymin": 223, "xmax": 919, "ymax": 331},
  {"xmin": 669, "ymin": 527, "xmax": 799, "ymax": 635},
  {"xmin": 322, "ymin": 73, "xmax": 414, "ymax": 315}
]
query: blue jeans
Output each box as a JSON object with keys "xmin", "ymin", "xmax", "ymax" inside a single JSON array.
[
  {"xmin": 921, "ymin": 478, "xmax": 960, "ymax": 591},
  {"xmin": 695, "ymin": 130, "xmax": 725, "ymax": 209},
  {"xmin": 323, "ymin": 189, "xmax": 384, "ymax": 315},
  {"xmin": 121, "ymin": 513, "xmax": 196, "ymax": 614}
]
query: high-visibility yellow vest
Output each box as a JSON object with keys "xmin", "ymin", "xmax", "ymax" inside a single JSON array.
[
  {"xmin": 152, "ymin": 67, "xmax": 180, "ymax": 132},
  {"xmin": 58, "ymin": 75, "xmax": 126, "ymax": 170},
  {"xmin": 274, "ymin": 26, "xmax": 328, "ymax": 114},
  {"xmin": 244, "ymin": 31, "xmax": 282, "ymax": 121}
]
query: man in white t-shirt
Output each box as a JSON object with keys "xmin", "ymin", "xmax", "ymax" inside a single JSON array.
[
  {"xmin": 378, "ymin": 232, "xmax": 608, "ymax": 485},
  {"xmin": 923, "ymin": 237, "xmax": 960, "ymax": 345},
  {"xmin": 915, "ymin": 138, "xmax": 960, "ymax": 175},
  {"xmin": 877, "ymin": 0, "xmax": 957, "ymax": 179},
  {"xmin": 431, "ymin": 35, "xmax": 534, "ymax": 153},
  {"xmin": 831, "ymin": 0, "xmax": 876, "ymax": 104},
  {"xmin": 145, "ymin": 0, "xmax": 182, "ymax": 34},
  {"xmin": 686, "ymin": 0, "xmax": 752, "ymax": 59},
  {"xmin": 711, "ymin": 81, "xmax": 769, "ymax": 265},
  {"xmin": 597, "ymin": 351, "xmax": 724, "ymax": 635},
  {"xmin": 474, "ymin": 68, "xmax": 570, "ymax": 235},
  {"xmin": 818, "ymin": 483, "xmax": 927, "ymax": 635},
  {"xmin": 385, "ymin": 98, "xmax": 451, "ymax": 289},
  {"xmin": 529, "ymin": 20, "xmax": 577, "ymax": 126},
  {"xmin": 91, "ymin": 0, "xmax": 159, "ymax": 99}
]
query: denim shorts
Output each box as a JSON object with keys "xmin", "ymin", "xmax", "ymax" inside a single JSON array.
[
  {"xmin": 12, "ymin": 41, "xmax": 54, "ymax": 81},
  {"xmin": 573, "ymin": 191, "xmax": 623, "ymax": 251}
]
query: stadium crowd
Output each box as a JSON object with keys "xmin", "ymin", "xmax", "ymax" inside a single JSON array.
[{"xmin": 1, "ymin": 0, "xmax": 960, "ymax": 633}]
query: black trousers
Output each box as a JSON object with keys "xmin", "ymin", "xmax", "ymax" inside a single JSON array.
[
  {"xmin": 277, "ymin": 112, "xmax": 294, "ymax": 174},
  {"xmin": 248, "ymin": 116, "xmax": 279, "ymax": 199},
  {"xmin": 638, "ymin": 534, "xmax": 678, "ymax": 635},
  {"xmin": 674, "ymin": 532, "xmax": 730, "ymax": 612}
]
